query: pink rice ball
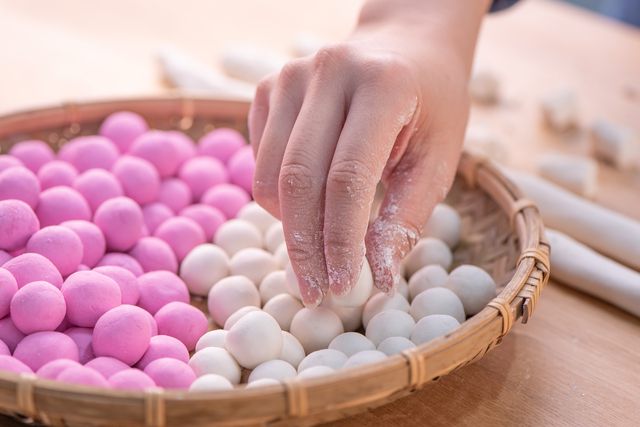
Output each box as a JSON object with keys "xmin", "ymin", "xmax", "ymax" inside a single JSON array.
[
  {"xmin": 145, "ymin": 310, "xmax": 158, "ymax": 336},
  {"xmin": 154, "ymin": 302, "xmax": 208, "ymax": 351},
  {"xmin": 227, "ymin": 146, "xmax": 255, "ymax": 194},
  {"xmin": 60, "ymin": 220, "xmax": 106, "ymax": 268},
  {"xmin": 0, "ymin": 339, "xmax": 9, "ymax": 356},
  {"xmin": 99, "ymin": 111, "xmax": 149, "ymax": 153},
  {"xmin": 14, "ymin": 331, "xmax": 79, "ymax": 371},
  {"xmin": 178, "ymin": 157, "xmax": 228, "ymax": 201},
  {"xmin": 10, "ymin": 281, "xmax": 66, "ymax": 334},
  {"xmin": 93, "ymin": 266, "xmax": 139, "ymax": 305},
  {"xmin": 65, "ymin": 327, "xmax": 95, "ymax": 364},
  {"xmin": 0, "ymin": 155, "xmax": 23, "ymax": 172},
  {"xmin": 158, "ymin": 179, "xmax": 192, "ymax": 213},
  {"xmin": 57, "ymin": 366, "xmax": 109, "ymax": 388},
  {"xmin": 26, "ymin": 226, "xmax": 84, "ymax": 277},
  {"xmin": 0, "ymin": 317, "xmax": 25, "ymax": 352},
  {"xmin": 136, "ymin": 335, "xmax": 189, "ymax": 370},
  {"xmin": 94, "ymin": 197, "xmax": 144, "ymax": 252},
  {"xmin": 198, "ymin": 128, "xmax": 246, "ymax": 164},
  {"xmin": 167, "ymin": 131, "xmax": 196, "ymax": 167},
  {"xmin": 8, "ymin": 140, "xmax": 55, "ymax": 173},
  {"xmin": 85, "ymin": 356, "xmax": 129, "ymax": 378},
  {"xmin": 143, "ymin": 357, "xmax": 196, "ymax": 389},
  {"xmin": 36, "ymin": 186, "xmax": 91, "ymax": 227},
  {"xmin": 62, "ymin": 271, "xmax": 121, "ymax": 327},
  {"xmin": 55, "ymin": 316, "xmax": 72, "ymax": 332},
  {"xmin": 201, "ymin": 183, "xmax": 250, "ymax": 219},
  {"xmin": 73, "ymin": 169, "xmax": 123, "ymax": 212},
  {"xmin": 0, "ymin": 251, "xmax": 11, "ymax": 265},
  {"xmin": 0, "ymin": 166, "xmax": 41, "ymax": 209},
  {"xmin": 3, "ymin": 253, "xmax": 63, "ymax": 288},
  {"xmin": 129, "ymin": 131, "xmax": 180, "ymax": 178},
  {"xmin": 0, "ymin": 268, "xmax": 18, "ymax": 318},
  {"xmin": 109, "ymin": 368, "xmax": 156, "ymax": 390},
  {"xmin": 142, "ymin": 203, "xmax": 173, "ymax": 234},
  {"xmin": 36, "ymin": 359, "xmax": 82, "ymax": 380},
  {"xmin": 0, "ymin": 355, "xmax": 33, "ymax": 374},
  {"xmin": 38, "ymin": 161, "xmax": 78, "ymax": 190},
  {"xmin": 111, "ymin": 155, "xmax": 160, "ymax": 205},
  {"xmin": 0, "ymin": 200, "xmax": 40, "ymax": 252},
  {"xmin": 92, "ymin": 305, "xmax": 153, "ymax": 366},
  {"xmin": 96, "ymin": 253, "xmax": 144, "ymax": 277},
  {"xmin": 58, "ymin": 136, "xmax": 119, "ymax": 173},
  {"xmin": 129, "ymin": 237, "xmax": 178, "ymax": 273},
  {"xmin": 179, "ymin": 204, "xmax": 226, "ymax": 241},
  {"xmin": 137, "ymin": 271, "xmax": 189, "ymax": 315},
  {"xmin": 154, "ymin": 217, "xmax": 205, "ymax": 262}
]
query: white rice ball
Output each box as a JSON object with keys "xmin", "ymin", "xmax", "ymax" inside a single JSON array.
[
  {"xmin": 248, "ymin": 359, "xmax": 297, "ymax": 383},
  {"xmin": 411, "ymin": 314, "xmax": 460, "ymax": 345},
  {"xmin": 410, "ymin": 287, "xmax": 465, "ymax": 323},
  {"xmin": 259, "ymin": 270, "xmax": 288, "ymax": 303},
  {"xmin": 279, "ymin": 331, "xmax": 305, "ymax": 368},
  {"xmin": 195, "ymin": 329, "xmax": 227, "ymax": 351},
  {"xmin": 263, "ymin": 294, "xmax": 303, "ymax": 331},
  {"xmin": 423, "ymin": 204, "xmax": 462, "ymax": 248},
  {"xmin": 273, "ymin": 243, "xmax": 289, "ymax": 268},
  {"xmin": 189, "ymin": 374, "xmax": 233, "ymax": 392},
  {"xmin": 365, "ymin": 309, "xmax": 415, "ymax": 345},
  {"xmin": 180, "ymin": 244, "xmax": 230, "ymax": 296},
  {"xmin": 208, "ymin": 275, "xmax": 260, "ymax": 326},
  {"xmin": 225, "ymin": 311, "xmax": 283, "ymax": 369},
  {"xmin": 297, "ymin": 349, "xmax": 347, "ymax": 372},
  {"xmin": 397, "ymin": 276, "xmax": 410, "ymax": 300},
  {"xmin": 224, "ymin": 306, "xmax": 261, "ymax": 330},
  {"xmin": 237, "ymin": 202, "xmax": 278, "ymax": 233},
  {"xmin": 328, "ymin": 332, "xmax": 375, "ymax": 357},
  {"xmin": 290, "ymin": 307, "xmax": 344, "ymax": 353},
  {"xmin": 330, "ymin": 259, "xmax": 373, "ymax": 307},
  {"xmin": 343, "ymin": 350, "xmax": 387, "ymax": 369},
  {"xmin": 214, "ymin": 219, "xmax": 263, "ymax": 256},
  {"xmin": 446, "ymin": 265, "xmax": 497, "ymax": 315},
  {"xmin": 245, "ymin": 378, "xmax": 280, "ymax": 388},
  {"xmin": 188, "ymin": 347, "xmax": 241, "ymax": 384},
  {"xmin": 377, "ymin": 336, "xmax": 416, "ymax": 356},
  {"xmin": 325, "ymin": 302, "xmax": 362, "ymax": 332},
  {"xmin": 284, "ymin": 262, "xmax": 302, "ymax": 299},
  {"xmin": 229, "ymin": 248, "xmax": 278, "ymax": 284},
  {"xmin": 362, "ymin": 293, "xmax": 410, "ymax": 328},
  {"xmin": 264, "ymin": 222, "xmax": 285, "ymax": 253},
  {"xmin": 403, "ymin": 238, "xmax": 452, "ymax": 277},
  {"xmin": 408, "ymin": 265, "xmax": 448, "ymax": 300},
  {"xmin": 297, "ymin": 365, "xmax": 335, "ymax": 379}
]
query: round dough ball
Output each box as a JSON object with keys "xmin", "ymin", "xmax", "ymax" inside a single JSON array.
[
  {"xmin": 0, "ymin": 250, "xmax": 11, "ymax": 265},
  {"xmin": 0, "ymin": 317, "xmax": 25, "ymax": 352},
  {"xmin": 377, "ymin": 336, "xmax": 416, "ymax": 356},
  {"xmin": 73, "ymin": 169, "xmax": 123, "ymax": 212},
  {"xmin": 237, "ymin": 202, "xmax": 278, "ymax": 234},
  {"xmin": 85, "ymin": 357, "xmax": 129, "ymax": 379},
  {"xmin": 96, "ymin": 252, "xmax": 144, "ymax": 277},
  {"xmin": 179, "ymin": 204, "xmax": 226, "ymax": 241},
  {"xmin": 129, "ymin": 236, "xmax": 178, "ymax": 273},
  {"xmin": 0, "ymin": 355, "xmax": 32, "ymax": 374},
  {"xmin": 410, "ymin": 287, "xmax": 465, "ymax": 323},
  {"xmin": 137, "ymin": 271, "xmax": 189, "ymax": 315},
  {"xmin": 180, "ymin": 244, "xmax": 229, "ymax": 296},
  {"xmin": 411, "ymin": 314, "xmax": 460, "ymax": 345},
  {"xmin": 263, "ymin": 294, "xmax": 303, "ymax": 331},
  {"xmin": 62, "ymin": 271, "xmax": 121, "ymax": 327},
  {"xmin": 227, "ymin": 146, "xmax": 255, "ymax": 194},
  {"xmin": 38, "ymin": 161, "xmax": 78, "ymax": 190},
  {"xmin": 94, "ymin": 197, "xmax": 144, "ymax": 252},
  {"xmin": 365, "ymin": 309, "xmax": 415, "ymax": 345},
  {"xmin": 93, "ymin": 265, "xmax": 139, "ymax": 305},
  {"xmin": 3, "ymin": 253, "xmax": 62, "ymax": 289},
  {"xmin": 397, "ymin": 276, "xmax": 410, "ymax": 300},
  {"xmin": 112, "ymin": 155, "xmax": 160, "ymax": 205},
  {"xmin": 446, "ymin": 265, "xmax": 497, "ymax": 316},
  {"xmin": 10, "ymin": 281, "xmax": 66, "ymax": 334},
  {"xmin": 0, "ymin": 200, "xmax": 39, "ymax": 251},
  {"xmin": 109, "ymin": 368, "xmax": 156, "ymax": 390},
  {"xmin": 59, "ymin": 135, "xmax": 119, "ymax": 173},
  {"xmin": 9, "ymin": 140, "xmax": 55, "ymax": 173},
  {"xmin": 65, "ymin": 327, "xmax": 95, "ymax": 364},
  {"xmin": 178, "ymin": 157, "xmax": 228, "ymax": 201},
  {"xmin": 57, "ymin": 366, "xmax": 109, "ymax": 388},
  {"xmin": 330, "ymin": 259, "xmax": 373, "ymax": 307},
  {"xmin": 14, "ymin": 331, "xmax": 79, "ymax": 371},
  {"xmin": 225, "ymin": 311, "xmax": 283, "ymax": 369},
  {"xmin": 0, "ymin": 268, "xmax": 18, "ymax": 318},
  {"xmin": 129, "ymin": 130, "xmax": 181, "ymax": 178},
  {"xmin": 362, "ymin": 292, "xmax": 410, "ymax": 328},
  {"xmin": 155, "ymin": 302, "xmax": 208, "ymax": 351},
  {"xmin": 326, "ymin": 303, "xmax": 363, "ymax": 332},
  {"xmin": 158, "ymin": 178, "xmax": 192, "ymax": 214},
  {"xmin": 142, "ymin": 203, "xmax": 173, "ymax": 234},
  {"xmin": 284, "ymin": 262, "xmax": 301, "ymax": 300},
  {"xmin": 223, "ymin": 306, "xmax": 260, "ymax": 330},
  {"xmin": 343, "ymin": 350, "xmax": 387, "ymax": 369},
  {"xmin": 408, "ymin": 265, "xmax": 448, "ymax": 300},
  {"xmin": 61, "ymin": 220, "xmax": 106, "ymax": 268},
  {"xmin": 279, "ymin": 331, "xmax": 305, "ymax": 369},
  {"xmin": 189, "ymin": 374, "xmax": 234, "ymax": 392},
  {"xmin": 35, "ymin": 186, "xmax": 91, "ymax": 227},
  {"xmin": 273, "ymin": 243, "xmax": 289, "ymax": 268},
  {"xmin": 202, "ymin": 183, "xmax": 250, "ymax": 219},
  {"xmin": 189, "ymin": 347, "xmax": 241, "ymax": 384},
  {"xmin": 154, "ymin": 216, "xmax": 206, "ymax": 262},
  {"xmin": 328, "ymin": 332, "xmax": 375, "ymax": 357},
  {"xmin": 136, "ymin": 335, "xmax": 189, "ymax": 370},
  {"xmin": 248, "ymin": 359, "xmax": 296, "ymax": 383},
  {"xmin": 207, "ymin": 275, "xmax": 260, "ymax": 326},
  {"xmin": 197, "ymin": 128, "xmax": 246, "ymax": 164},
  {"xmin": 264, "ymin": 222, "xmax": 284, "ymax": 253},
  {"xmin": 214, "ymin": 219, "xmax": 262, "ymax": 256},
  {"xmin": 297, "ymin": 365, "xmax": 334, "ymax": 380},
  {"xmin": 166, "ymin": 131, "xmax": 196, "ymax": 167},
  {"xmin": 0, "ymin": 155, "xmax": 22, "ymax": 172},
  {"xmin": 26, "ymin": 225, "xmax": 83, "ymax": 277},
  {"xmin": 298, "ymin": 349, "xmax": 347, "ymax": 373},
  {"xmin": 195, "ymin": 330, "xmax": 227, "ymax": 352},
  {"xmin": 259, "ymin": 270, "xmax": 288, "ymax": 304},
  {"xmin": 423, "ymin": 204, "xmax": 462, "ymax": 248},
  {"xmin": 36, "ymin": 359, "xmax": 82, "ymax": 380},
  {"xmin": 144, "ymin": 357, "xmax": 196, "ymax": 390},
  {"xmin": 403, "ymin": 238, "xmax": 452, "ymax": 277},
  {"xmin": 290, "ymin": 307, "xmax": 344, "ymax": 353},
  {"xmin": 99, "ymin": 111, "xmax": 149, "ymax": 153},
  {"xmin": 230, "ymin": 248, "xmax": 278, "ymax": 285},
  {"xmin": 246, "ymin": 378, "xmax": 280, "ymax": 388},
  {"xmin": 93, "ymin": 304, "xmax": 153, "ymax": 365},
  {"xmin": 0, "ymin": 166, "xmax": 41, "ymax": 209}
]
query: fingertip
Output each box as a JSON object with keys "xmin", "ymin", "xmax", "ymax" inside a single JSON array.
[
  {"xmin": 299, "ymin": 278, "xmax": 325, "ymax": 308},
  {"xmin": 365, "ymin": 219, "xmax": 405, "ymax": 293}
]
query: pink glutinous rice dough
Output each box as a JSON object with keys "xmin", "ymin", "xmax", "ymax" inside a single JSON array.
[
  {"xmin": 58, "ymin": 136, "xmax": 119, "ymax": 173},
  {"xmin": 26, "ymin": 226, "xmax": 84, "ymax": 277},
  {"xmin": 108, "ymin": 368, "xmax": 156, "ymax": 390},
  {"xmin": 179, "ymin": 204, "xmax": 226, "ymax": 241},
  {"xmin": 35, "ymin": 186, "xmax": 91, "ymax": 227},
  {"xmin": 13, "ymin": 331, "xmax": 79, "ymax": 371},
  {"xmin": 38, "ymin": 161, "xmax": 78, "ymax": 190},
  {"xmin": 154, "ymin": 302, "xmax": 208, "ymax": 351},
  {"xmin": 201, "ymin": 183, "xmax": 250, "ymax": 219},
  {"xmin": 137, "ymin": 271, "xmax": 189, "ymax": 315},
  {"xmin": 99, "ymin": 111, "xmax": 149, "ymax": 153},
  {"xmin": 56, "ymin": 365, "xmax": 110, "ymax": 388},
  {"xmin": 92, "ymin": 305, "xmax": 153, "ymax": 366},
  {"xmin": 129, "ymin": 237, "xmax": 178, "ymax": 273},
  {"xmin": 62, "ymin": 271, "xmax": 121, "ymax": 327},
  {"xmin": 227, "ymin": 145, "xmax": 255, "ymax": 194},
  {"xmin": 166, "ymin": 131, "xmax": 196, "ymax": 168},
  {"xmin": 0, "ymin": 355, "xmax": 33, "ymax": 374},
  {"xmin": 0, "ymin": 268, "xmax": 18, "ymax": 318},
  {"xmin": 0, "ymin": 317, "xmax": 25, "ymax": 352},
  {"xmin": 143, "ymin": 357, "xmax": 196, "ymax": 390},
  {"xmin": 0, "ymin": 155, "xmax": 23, "ymax": 172},
  {"xmin": 61, "ymin": 220, "xmax": 106, "ymax": 268},
  {"xmin": 94, "ymin": 197, "xmax": 144, "ymax": 252},
  {"xmin": 136, "ymin": 334, "xmax": 190, "ymax": 370},
  {"xmin": 112, "ymin": 155, "xmax": 160, "ymax": 205},
  {"xmin": 65, "ymin": 327, "xmax": 95, "ymax": 364},
  {"xmin": 129, "ymin": 131, "xmax": 181, "ymax": 178},
  {"xmin": 36, "ymin": 359, "xmax": 82, "ymax": 380},
  {"xmin": 0, "ymin": 166, "xmax": 41, "ymax": 209},
  {"xmin": 3, "ymin": 253, "xmax": 63, "ymax": 289},
  {"xmin": 178, "ymin": 156, "xmax": 228, "ymax": 201},
  {"xmin": 9, "ymin": 140, "xmax": 55, "ymax": 173},
  {"xmin": 84, "ymin": 356, "xmax": 129, "ymax": 378},
  {"xmin": 0, "ymin": 200, "xmax": 40, "ymax": 252},
  {"xmin": 92, "ymin": 265, "xmax": 140, "ymax": 305},
  {"xmin": 142, "ymin": 203, "xmax": 173, "ymax": 234},
  {"xmin": 73, "ymin": 169, "xmax": 123, "ymax": 213},
  {"xmin": 0, "ymin": 339, "xmax": 9, "ymax": 356},
  {"xmin": 158, "ymin": 178, "xmax": 192, "ymax": 214},
  {"xmin": 154, "ymin": 217, "xmax": 205, "ymax": 262},
  {"xmin": 197, "ymin": 128, "xmax": 246, "ymax": 165},
  {"xmin": 10, "ymin": 281, "xmax": 66, "ymax": 334},
  {"xmin": 96, "ymin": 253, "xmax": 144, "ymax": 277}
]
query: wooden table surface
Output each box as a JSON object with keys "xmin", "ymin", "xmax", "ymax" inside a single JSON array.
[{"xmin": 0, "ymin": 0, "xmax": 639, "ymax": 426}]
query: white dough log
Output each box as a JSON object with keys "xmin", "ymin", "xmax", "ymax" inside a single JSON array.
[
  {"xmin": 541, "ymin": 88, "xmax": 579, "ymax": 131},
  {"xmin": 546, "ymin": 230, "xmax": 640, "ymax": 317},
  {"xmin": 221, "ymin": 44, "xmax": 288, "ymax": 84},
  {"xmin": 590, "ymin": 120, "xmax": 640, "ymax": 171},
  {"xmin": 535, "ymin": 153, "xmax": 598, "ymax": 198},
  {"xmin": 506, "ymin": 170, "xmax": 640, "ymax": 270}
]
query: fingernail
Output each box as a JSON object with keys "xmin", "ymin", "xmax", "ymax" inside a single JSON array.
[{"xmin": 299, "ymin": 275, "xmax": 325, "ymax": 308}]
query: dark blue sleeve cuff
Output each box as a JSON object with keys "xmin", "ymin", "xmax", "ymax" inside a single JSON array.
[{"xmin": 490, "ymin": 0, "xmax": 520, "ymax": 12}]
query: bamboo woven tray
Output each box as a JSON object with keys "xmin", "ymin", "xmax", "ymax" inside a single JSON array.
[{"xmin": 0, "ymin": 96, "xmax": 550, "ymax": 427}]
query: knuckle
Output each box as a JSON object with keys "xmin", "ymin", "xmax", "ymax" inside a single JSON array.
[
  {"xmin": 327, "ymin": 158, "xmax": 375, "ymax": 196},
  {"xmin": 361, "ymin": 54, "xmax": 413, "ymax": 87},
  {"xmin": 279, "ymin": 163, "xmax": 316, "ymax": 198},
  {"xmin": 277, "ymin": 59, "xmax": 307, "ymax": 87},
  {"xmin": 286, "ymin": 242, "xmax": 316, "ymax": 265},
  {"xmin": 313, "ymin": 44, "xmax": 354, "ymax": 74},
  {"xmin": 255, "ymin": 77, "xmax": 273, "ymax": 100}
]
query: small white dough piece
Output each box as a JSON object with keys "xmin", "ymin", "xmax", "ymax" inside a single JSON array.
[
  {"xmin": 423, "ymin": 204, "xmax": 462, "ymax": 248},
  {"xmin": 214, "ymin": 219, "xmax": 263, "ymax": 256},
  {"xmin": 365, "ymin": 309, "xmax": 416, "ymax": 345},
  {"xmin": 362, "ymin": 293, "xmax": 410, "ymax": 328},
  {"xmin": 265, "ymin": 222, "xmax": 285, "ymax": 253},
  {"xmin": 342, "ymin": 350, "xmax": 388, "ymax": 369},
  {"xmin": 290, "ymin": 308, "xmax": 344, "ymax": 353},
  {"xmin": 325, "ymin": 303, "xmax": 363, "ymax": 332},
  {"xmin": 259, "ymin": 270, "xmax": 288, "ymax": 304},
  {"xmin": 246, "ymin": 378, "xmax": 280, "ymax": 388},
  {"xmin": 590, "ymin": 120, "xmax": 640, "ymax": 170},
  {"xmin": 410, "ymin": 287, "xmax": 465, "ymax": 323},
  {"xmin": 397, "ymin": 276, "xmax": 410, "ymax": 300},
  {"xmin": 225, "ymin": 311, "xmax": 283, "ymax": 369},
  {"xmin": 330, "ymin": 259, "xmax": 373, "ymax": 307},
  {"xmin": 279, "ymin": 331, "xmax": 306, "ymax": 368},
  {"xmin": 273, "ymin": 243, "xmax": 289, "ymax": 268},
  {"xmin": 446, "ymin": 265, "xmax": 497, "ymax": 316},
  {"xmin": 221, "ymin": 43, "xmax": 288, "ymax": 84},
  {"xmin": 411, "ymin": 314, "xmax": 460, "ymax": 345},
  {"xmin": 292, "ymin": 32, "xmax": 326, "ymax": 57},
  {"xmin": 329, "ymin": 332, "xmax": 375, "ymax": 357},
  {"xmin": 208, "ymin": 275, "xmax": 261, "ymax": 326},
  {"xmin": 237, "ymin": 202, "xmax": 279, "ymax": 233},
  {"xmin": 263, "ymin": 294, "xmax": 303, "ymax": 331},
  {"xmin": 403, "ymin": 238, "xmax": 452, "ymax": 277},
  {"xmin": 229, "ymin": 248, "xmax": 278, "ymax": 284},
  {"xmin": 284, "ymin": 262, "xmax": 302, "ymax": 299},
  {"xmin": 188, "ymin": 347, "xmax": 241, "ymax": 384},
  {"xmin": 223, "ymin": 306, "xmax": 261, "ymax": 330},
  {"xmin": 180, "ymin": 244, "xmax": 230, "ymax": 296},
  {"xmin": 189, "ymin": 374, "xmax": 234, "ymax": 392},
  {"xmin": 377, "ymin": 336, "xmax": 416, "ymax": 356},
  {"xmin": 541, "ymin": 88, "xmax": 579, "ymax": 131},
  {"xmin": 248, "ymin": 360, "xmax": 297, "ymax": 383},
  {"xmin": 297, "ymin": 349, "xmax": 348, "ymax": 372},
  {"xmin": 297, "ymin": 365, "xmax": 335, "ymax": 379},
  {"xmin": 469, "ymin": 70, "xmax": 500, "ymax": 104},
  {"xmin": 536, "ymin": 153, "xmax": 598, "ymax": 198},
  {"xmin": 408, "ymin": 265, "xmax": 448, "ymax": 300},
  {"xmin": 195, "ymin": 329, "xmax": 227, "ymax": 352}
]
